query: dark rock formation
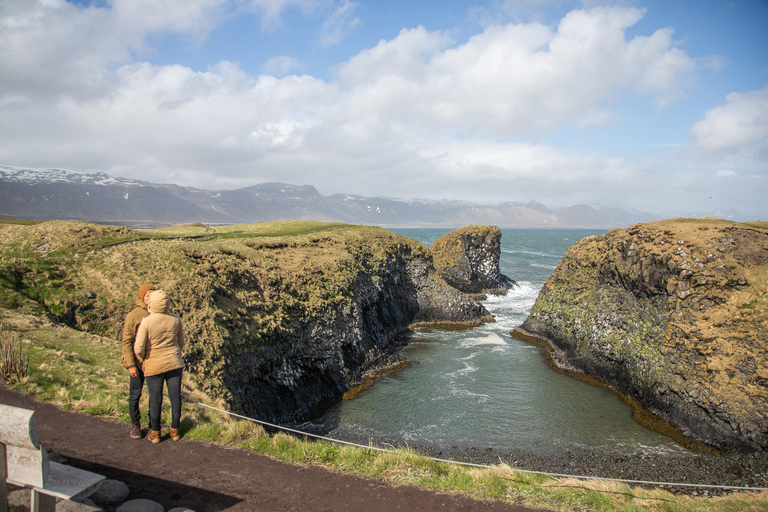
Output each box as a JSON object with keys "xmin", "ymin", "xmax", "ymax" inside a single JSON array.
[
  {"xmin": 430, "ymin": 225, "xmax": 516, "ymax": 297},
  {"xmin": 513, "ymin": 219, "xmax": 768, "ymax": 452},
  {"xmin": 214, "ymin": 237, "xmax": 493, "ymax": 423}
]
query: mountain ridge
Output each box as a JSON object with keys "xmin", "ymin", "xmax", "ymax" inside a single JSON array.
[{"xmin": 0, "ymin": 165, "xmax": 743, "ymax": 228}]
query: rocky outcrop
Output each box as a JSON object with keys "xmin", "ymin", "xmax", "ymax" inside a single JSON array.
[
  {"xmin": 514, "ymin": 219, "xmax": 768, "ymax": 452},
  {"xmin": 0, "ymin": 221, "xmax": 493, "ymax": 425},
  {"xmin": 430, "ymin": 225, "xmax": 516, "ymax": 297},
  {"xmin": 198, "ymin": 233, "xmax": 493, "ymax": 423}
]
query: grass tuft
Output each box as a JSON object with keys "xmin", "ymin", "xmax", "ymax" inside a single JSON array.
[{"xmin": 0, "ymin": 323, "xmax": 29, "ymax": 382}]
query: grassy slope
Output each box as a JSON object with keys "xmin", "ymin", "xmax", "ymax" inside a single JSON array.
[{"xmin": 1, "ymin": 218, "xmax": 766, "ymax": 512}]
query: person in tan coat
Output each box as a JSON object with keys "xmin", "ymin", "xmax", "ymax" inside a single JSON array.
[
  {"xmin": 135, "ymin": 289, "xmax": 185, "ymax": 443},
  {"xmin": 122, "ymin": 284, "xmax": 155, "ymax": 439}
]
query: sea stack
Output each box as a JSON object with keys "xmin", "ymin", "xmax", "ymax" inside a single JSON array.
[{"xmin": 430, "ymin": 225, "xmax": 516, "ymax": 298}]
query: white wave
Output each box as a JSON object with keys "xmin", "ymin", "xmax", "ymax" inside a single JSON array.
[
  {"xmin": 501, "ymin": 248, "xmax": 559, "ymax": 259},
  {"xmin": 459, "ymin": 333, "xmax": 508, "ymax": 349},
  {"xmin": 447, "ymin": 361, "xmax": 478, "ymax": 377},
  {"xmin": 529, "ymin": 262, "xmax": 558, "ymax": 270}
]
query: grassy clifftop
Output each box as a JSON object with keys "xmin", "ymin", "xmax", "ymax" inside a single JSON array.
[{"xmin": 0, "ymin": 220, "xmax": 365, "ymax": 332}]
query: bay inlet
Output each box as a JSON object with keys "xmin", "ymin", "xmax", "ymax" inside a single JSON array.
[{"xmin": 310, "ymin": 228, "xmax": 687, "ymax": 457}]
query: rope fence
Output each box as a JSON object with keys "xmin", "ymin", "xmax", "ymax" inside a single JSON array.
[{"xmin": 182, "ymin": 396, "xmax": 768, "ymax": 493}]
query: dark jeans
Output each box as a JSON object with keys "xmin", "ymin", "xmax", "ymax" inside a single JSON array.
[
  {"xmin": 128, "ymin": 367, "xmax": 144, "ymax": 425},
  {"xmin": 146, "ymin": 367, "xmax": 183, "ymax": 432}
]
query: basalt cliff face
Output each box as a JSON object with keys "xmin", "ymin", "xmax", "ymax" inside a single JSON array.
[
  {"xmin": 0, "ymin": 221, "xmax": 491, "ymax": 423},
  {"xmin": 514, "ymin": 219, "xmax": 768, "ymax": 452},
  {"xmin": 431, "ymin": 225, "xmax": 516, "ymax": 297}
]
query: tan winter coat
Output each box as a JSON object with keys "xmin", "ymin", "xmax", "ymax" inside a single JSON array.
[
  {"xmin": 121, "ymin": 300, "xmax": 149, "ymax": 370},
  {"xmin": 134, "ymin": 290, "xmax": 185, "ymax": 377}
]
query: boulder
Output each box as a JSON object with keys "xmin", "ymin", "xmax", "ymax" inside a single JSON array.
[
  {"xmin": 90, "ymin": 479, "xmax": 130, "ymax": 506},
  {"xmin": 116, "ymin": 499, "xmax": 164, "ymax": 512}
]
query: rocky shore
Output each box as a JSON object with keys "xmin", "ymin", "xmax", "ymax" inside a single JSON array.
[{"xmin": 311, "ymin": 427, "xmax": 768, "ymax": 497}]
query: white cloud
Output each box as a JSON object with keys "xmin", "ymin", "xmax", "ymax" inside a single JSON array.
[
  {"xmin": 336, "ymin": 6, "xmax": 696, "ymax": 136},
  {"xmin": 716, "ymin": 169, "xmax": 738, "ymax": 177},
  {"xmin": 0, "ymin": 3, "xmax": 727, "ymax": 213},
  {"xmin": 691, "ymin": 86, "xmax": 768, "ymax": 154},
  {"xmin": 319, "ymin": 0, "xmax": 360, "ymax": 47}
]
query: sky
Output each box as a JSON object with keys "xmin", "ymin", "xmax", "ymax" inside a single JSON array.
[{"xmin": 1, "ymin": 0, "xmax": 767, "ymax": 218}]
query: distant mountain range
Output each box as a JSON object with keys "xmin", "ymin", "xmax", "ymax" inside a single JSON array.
[{"xmin": 0, "ymin": 165, "xmax": 744, "ymax": 229}]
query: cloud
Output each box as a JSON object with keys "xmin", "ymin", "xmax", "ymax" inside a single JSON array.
[
  {"xmin": 319, "ymin": 0, "xmax": 360, "ymax": 47},
  {"xmin": 0, "ymin": 3, "xmax": 713, "ymax": 212},
  {"xmin": 716, "ymin": 169, "xmax": 738, "ymax": 177},
  {"xmin": 690, "ymin": 86, "xmax": 768, "ymax": 155},
  {"xmin": 336, "ymin": 6, "xmax": 696, "ymax": 136}
]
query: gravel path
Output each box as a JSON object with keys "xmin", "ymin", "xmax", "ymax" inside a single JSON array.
[{"xmin": 0, "ymin": 386, "xmax": 542, "ymax": 512}]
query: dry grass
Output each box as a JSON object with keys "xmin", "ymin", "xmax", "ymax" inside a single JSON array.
[{"xmin": 0, "ymin": 323, "xmax": 29, "ymax": 382}]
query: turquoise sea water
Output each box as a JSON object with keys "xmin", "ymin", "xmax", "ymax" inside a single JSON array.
[{"xmin": 312, "ymin": 228, "xmax": 688, "ymax": 456}]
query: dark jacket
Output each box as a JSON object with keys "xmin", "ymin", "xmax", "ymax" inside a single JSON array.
[{"xmin": 122, "ymin": 299, "xmax": 149, "ymax": 370}]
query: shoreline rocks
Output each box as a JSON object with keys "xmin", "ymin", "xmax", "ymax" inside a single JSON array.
[{"xmin": 515, "ymin": 219, "xmax": 768, "ymax": 452}]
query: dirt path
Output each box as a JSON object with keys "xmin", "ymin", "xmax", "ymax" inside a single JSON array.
[{"xmin": 0, "ymin": 387, "xmax": 544, "ymax": 512}]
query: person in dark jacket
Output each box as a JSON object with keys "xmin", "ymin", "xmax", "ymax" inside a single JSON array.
[{"xmin": 121, "ymin": 284, "xmax": 155, "ymax": 439}]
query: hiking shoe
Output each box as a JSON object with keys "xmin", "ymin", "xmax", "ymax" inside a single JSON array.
[
  {"xmin": 169, "ymin": 428, "xmax": 181, "ymax": 441},
  {"xmin": 148, "ymin": 430, "xmax": 162, "ymax": 444},
  {"xmin": 130, "ymin": 424, "xmax": 142, "ymax": 439}
]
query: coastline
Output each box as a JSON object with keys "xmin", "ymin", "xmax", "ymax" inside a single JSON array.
[
  {"xmin": 306, "ymin": 426, "xmax": 768, "ymax": 497},
  {"xmin": 302, "ymin": 325, "xmax": 768, "ymax": 496}
]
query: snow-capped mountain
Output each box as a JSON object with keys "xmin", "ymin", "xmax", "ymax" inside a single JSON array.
[{"xmin": 0, "ymin": 165, "xmax": 658, "ymax": 228}]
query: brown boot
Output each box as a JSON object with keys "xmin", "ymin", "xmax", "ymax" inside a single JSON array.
[
  {"xmin": 169, "ymin": 428, "xmax": 181, "ymax": 441},
  {"xmin": 148, "ymin": 430, "xmax": 161, "ymax": 444},
  {"xmin": 130, "ymin": 424, "xmax": 142, "ymax": 439}
]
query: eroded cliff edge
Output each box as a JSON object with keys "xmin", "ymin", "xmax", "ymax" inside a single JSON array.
[
  {"xmin": 513, "ymin": 218, "xmax": 768, "ymax": 452},
  {"xmin": 0, "ymin": 221, "xmax": 492, "ymax": 424}
]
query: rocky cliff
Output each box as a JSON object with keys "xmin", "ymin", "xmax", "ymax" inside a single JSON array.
[
  {"xmin": 0, "ymin": 220, "xmax": 491, "ymax": 423},
  {"xmin": 514, "ymin": 218, "xmax": 768, "ymax": 452},
  {"xmin": 430, "ymin": 225, "xmax": 516, "ymax": 297}
]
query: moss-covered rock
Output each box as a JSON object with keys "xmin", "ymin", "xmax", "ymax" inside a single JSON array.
[
  {"xmin": 0, "ymin": 220, "xmax": 490, "ymax": 423},
  {"xmin": 430, "ymin": 225, "xmax": 516, "ymax": 297},
  {"xmin": 513, "ymin": 218, "xmax": 768, "ymax": 452}
]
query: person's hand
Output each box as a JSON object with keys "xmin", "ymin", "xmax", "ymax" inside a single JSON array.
[{"xmin": 128, "ymin": 367, "xmax": 139, "ymax": 378}]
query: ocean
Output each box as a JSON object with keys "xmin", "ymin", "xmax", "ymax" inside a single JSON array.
[{"xmin": 310, "ymin": 228, "xmax": 688, "ymax": 457}]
